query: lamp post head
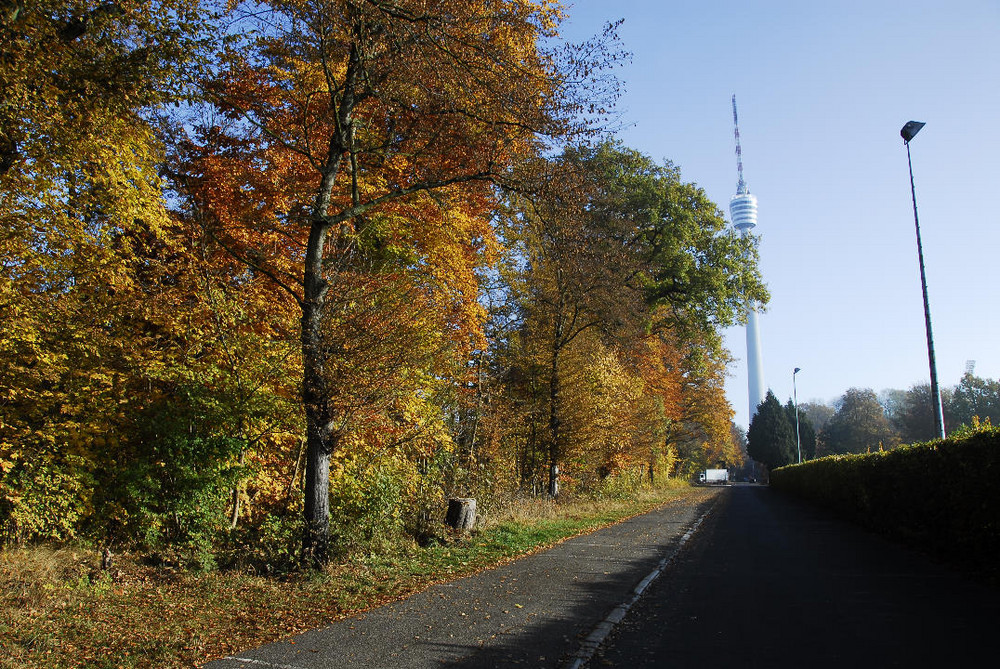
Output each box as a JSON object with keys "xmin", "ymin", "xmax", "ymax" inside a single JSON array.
[
  {"xmin": 901, "ymin": 121, "xmax": 925, "ymax": 143},
  {"xmin": 794, "ymin": 367, "xmax": 801, "ymax": 375}
]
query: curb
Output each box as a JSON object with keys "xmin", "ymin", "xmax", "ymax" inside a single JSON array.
[{"xmin": 562, "ymin": 500, "xmax": 717, "ymax": 669}]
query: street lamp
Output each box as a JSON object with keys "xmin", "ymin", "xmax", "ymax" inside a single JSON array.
[
  {"xmin": 793, "ymin": 367, "xmax": 801, "ymax": 463},
  {"xmin": 901, "ymin": 121, "xmax": 945, "ymax": 439}
]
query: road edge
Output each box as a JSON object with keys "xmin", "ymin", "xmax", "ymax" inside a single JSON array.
[{"xmin": 561, "ymin": 493, "xmax": 721, "ymax": 669}]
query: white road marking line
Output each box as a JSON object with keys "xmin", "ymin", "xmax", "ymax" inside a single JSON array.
[{"xmin": 562, "ymin": 501, "xmax": 718, "ymax": 669}]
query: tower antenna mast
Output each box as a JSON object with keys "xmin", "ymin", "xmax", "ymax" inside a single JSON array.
[{"xmin": 733, "ymin": 95, "xmax": 747, "ymax": 194}]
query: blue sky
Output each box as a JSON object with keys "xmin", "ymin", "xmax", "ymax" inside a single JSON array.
[{"xmin": 559, "ymin": 0, "xmax": 1000, "ymax": 430}]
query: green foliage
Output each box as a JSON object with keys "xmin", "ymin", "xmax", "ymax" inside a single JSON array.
[
  {"xmin": 563, "ymin": 140, "xmax": 769, "ymax": 348},
  {"xmin": 879, "ymin": 375, "xmax": 1000, "ymax": 450},
  {"xmin": 947, "ymin": 373, "xmax": 1000, "ymax": 433},
  {"xmin": 771, "ymin": 423, "xmax": 1000, "ymax": 576},
  {"xmin": 108, "ymin": 387, "xmax": 247, "ymax": 568},
  {"xmin": 887, "ymin": 383, "xmax": 943, "ymax": 444}
]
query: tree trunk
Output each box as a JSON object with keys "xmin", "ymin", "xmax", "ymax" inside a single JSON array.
[
  {"xmin": 302, "ymin": 324, "xmax": 333, "ymax": 565},
  {"xmin": 301, "ymin": 221, "xmax": 335, "ymax": 567},
  {"xmin": 299, "ymin": 46, "xmax": 354, "ymax": 564},
  {"xmin": 302, "ymin": 430, "xmax": 331, "ymax": 565}
]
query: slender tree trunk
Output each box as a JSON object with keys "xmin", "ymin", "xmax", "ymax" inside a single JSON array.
[
  {"xmin": 547, "ymin": 357, "xmax": 560, "ymax": 497},
  {"xmin": 229, "ymin": 449, "xmax": 247, "ymax": 529},
  {"xmin": 522, "ymin": 418, "xmax": 537, "ymax": 489},
  {"xmin": 286, "ymin": 436, "xmax": 307, "ymax": 510},
  {"xmin": 547, "ymin": 319, "xmax": 563, "ymax": 497},
  {"xmin": 467, "ymin": 353, "xmax": 484, "ymax": 464}
]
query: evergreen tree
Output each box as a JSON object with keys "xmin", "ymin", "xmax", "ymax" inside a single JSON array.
[
  {"xmin": 784, "ymin": 399, "xmax": 816, "ymax": 461},
  {"xmin": 747, "ymin": 391, "xmax": 795, "ymax": 469}
]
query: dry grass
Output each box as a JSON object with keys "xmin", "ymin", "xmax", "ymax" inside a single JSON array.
[
  {"xmin": 484, "ymin": 480, "xmax": 690, "ymax": 527},
  {"xmin": 1, "ymin": 546, "xmax": 98, "ymax": 662},
  {"xmin": 1, "ymin": 482, "xmax": 697, "ymax": 668}
]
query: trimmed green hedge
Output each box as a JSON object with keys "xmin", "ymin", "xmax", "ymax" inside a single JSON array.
[{"xmin": 770, "ymin": 427, "xmax": 1000, "ymax": 575}]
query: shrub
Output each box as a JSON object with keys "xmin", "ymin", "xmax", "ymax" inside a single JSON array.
[
  {"xmin": 328, "ymin": 460, "xmax": 407, "ymax": 556},
  {"xmin": 226, "ymin": 509, "xmax": 305, "ymax": 574}
]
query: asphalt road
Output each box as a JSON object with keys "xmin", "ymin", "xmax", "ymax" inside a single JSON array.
[
  {"xmin": 591, "ymin": 484, "xmax": 1000, "ymax": 668},
  {"xmin": 203, "ymin": 487, "xmax": 720, "ymax": 669}
]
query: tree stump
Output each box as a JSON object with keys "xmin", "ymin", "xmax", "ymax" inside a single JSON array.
[
  {"xmin": 101, "ymin": 547, "xmax": 113, "ymax": 571},
  {"xmin": 445, "ymin": 498, "xmax": 477, "ymax": 532}
]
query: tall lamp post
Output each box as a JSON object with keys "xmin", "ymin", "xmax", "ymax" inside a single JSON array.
[
  {"xmin": 793, "ymin": 367, "xmax": 801, "ymax": 463},
  {"xmin": 901, "ymin": 121, "xmax": 945, "ymax": 440}
]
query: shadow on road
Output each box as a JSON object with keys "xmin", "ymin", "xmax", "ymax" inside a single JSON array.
[{"xmin": 593, "ymin": 485, "xmax": 1000, "ymax": 668}]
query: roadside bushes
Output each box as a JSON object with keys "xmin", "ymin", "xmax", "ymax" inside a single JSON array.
[{"xmin": 770, "ymin": 424, "xmax": 1000, "ymax": 574}]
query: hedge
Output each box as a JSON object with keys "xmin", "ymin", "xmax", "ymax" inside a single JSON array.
[{"xmin": 770, "ymin": 427, "xmax": 1000, "ymax": 576}]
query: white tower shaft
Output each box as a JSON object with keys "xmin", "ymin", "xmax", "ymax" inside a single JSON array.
[{"xmin": 744, "ymin": 276, "xmax": 766, "ymax": 418}]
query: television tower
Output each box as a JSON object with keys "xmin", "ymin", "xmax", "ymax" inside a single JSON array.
[{"xmin": 730, "ymin": 95, "xmax": 766, "ymax": 420}]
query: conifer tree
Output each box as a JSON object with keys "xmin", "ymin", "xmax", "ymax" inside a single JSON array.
[
  {"xmin": 784, "ymin": 399, "xmax": 816, "ymax": 461},
  {"xmin": 747, "ymin": 391, "xmax": 795, "ymax": 469}
]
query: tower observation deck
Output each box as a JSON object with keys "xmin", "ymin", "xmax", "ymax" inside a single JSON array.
[{"xmin": 730, "ymin": 192, "xmax": 758, "ymax": 233}]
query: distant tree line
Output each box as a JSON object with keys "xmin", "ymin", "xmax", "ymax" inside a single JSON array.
[{"xmin": 747, "ymin": 373, "xmax": 1000, "ymax": 471}]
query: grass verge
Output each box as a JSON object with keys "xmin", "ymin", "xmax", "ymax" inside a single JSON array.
[{"xmin": 1, "ymin": 482, "xmax": 701, "ymax": 668}]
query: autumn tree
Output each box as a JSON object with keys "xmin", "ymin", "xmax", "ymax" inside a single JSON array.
[
  {"xmin": 503, "ymin": 158, "xmax": 642, "ymax": 495},
  {"xmin": 175, "ymin": 0, "xmax": 626, "ymax": 564},
  {"xmin": 632, "ymin": 334, "xmax": 686, "ymax": 479},
  {"xmin": 0, "ymin": 1, "xmax": 218, "ymax": 544},
  {"xmin": 820, "ymin": 388, "xmax": 899, "ymax": 455},
  {"xmin": 667, "ymin": 340, "xmax": 738, "ymax": 474},
  {"xmin": 502, "ymin": 141, "xmax": 764, "ymax": 492},
  {"xmin": 580, "ymin": 142, "xmax": 765, "ymax": 473},
  {"xmin": 0, "ymin": 1, "xmax": 206, "ymax": 180}
]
